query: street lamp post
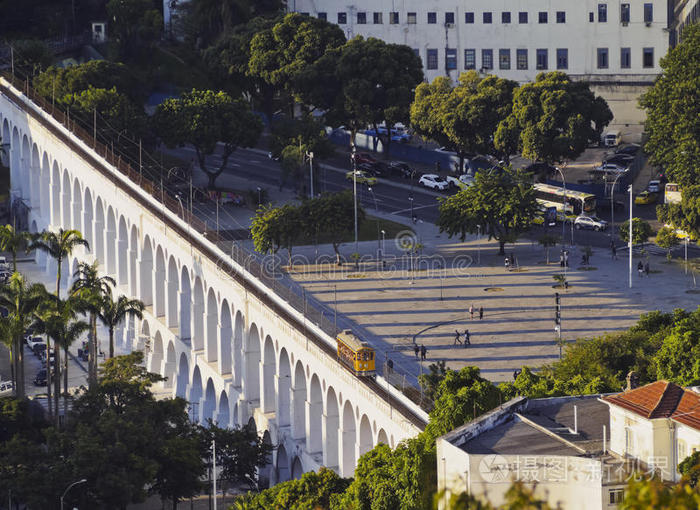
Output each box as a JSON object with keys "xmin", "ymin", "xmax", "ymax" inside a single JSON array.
[
  {"xmin": 477, "ymin": 224, "xmax": 481, "ymax": 265},
  {"xmin": 368, "ymin": 187, "xmax": 380, "ymax": 258},
  {"xmin": 608, "ymin": 171, "xmax": 624, "ymax": 238},
  {"xmin": 628, "ymin": 185, "xmax": 633, "ymax": 289},
  {"xmin": 351, "ymin": 146, "xmax": 359, "ymax": 267},
  {"xmin": 554, "ymin": 166, "xmax": 567, "ymax": 245},
  {"xmin": 409, "ymin": 170, "xmax": 416, "ymax": 222},
  {"xmin": 685, "ymin": 236, "xmax": 689, "ymax": 275},
  {"xmin": 380, "ymin": 229, "xmax": 386, "ymax": 265},
  {"xmin": 60, "ymin": 479, "xmax": 87, "ymax": 510},
  {"xmin": 306, "ymin": 151, "xmax": 314, "ymax": 198},
  {"xmin": 256, "ymin": 186, "xmax": 262, "ymax": 208}
]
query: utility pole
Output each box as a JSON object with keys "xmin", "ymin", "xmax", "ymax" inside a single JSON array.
[
  {"xmin": 351, "ymin": 146, "xmax": 359, "ymax": 267},
  {"xmin": 307, "ymin": 151, "xmax": 314, "ymax": 198},
  {"xmin": 555, "ymin": 292, "xmax": 562, "ymax": 358},
  {"xmin": 212, "ymin": 439, "xmax": 217, "ymax": 510},
  {"xmin": 628, "ymin": 185, "xmax": 633, "ymax": 288}
]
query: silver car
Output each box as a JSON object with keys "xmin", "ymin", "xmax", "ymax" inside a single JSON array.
[{"xmin": 574, "ymin": 215, "xmax": 608, "ymax": 231}]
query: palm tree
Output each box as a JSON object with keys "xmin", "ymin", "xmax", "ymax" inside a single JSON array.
[
  {"xmin": 28, "ymin": 229, "xmax": 89, "ymax": 299},
  {"xmin": 34, "ymin": 296, "xmax": 88, "ymax": 413},
  {"xmin": 0, "ymin": 225, "xmax": 29, "ymax": 272},
  {"xmin": 70, "ymin": 261, "xmax": 115, "ymax": 389},
  {"xmin": 98, "ymin": 294, "xmax": 145, "ymax": 358},
  {"xmin": 0, "ymin": 273, "xmax": 50, "ymax": 398}
]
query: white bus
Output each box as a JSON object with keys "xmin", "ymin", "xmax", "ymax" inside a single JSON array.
[
  {"xmin": 665, "ymin": 183, "xmax": 681, "ymax": 204},
  {"xmin": 533, "ymin": 183, "xmax": 597, "ymax": 216}
]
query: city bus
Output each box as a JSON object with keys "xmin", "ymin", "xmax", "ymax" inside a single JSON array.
[
  {"xmin": 533, "ymin": 183, "xmax": 597, "ymax": 216},
  {"xmin": 665, "ymin": 183, "xmax": 681, "ymax": 204}
]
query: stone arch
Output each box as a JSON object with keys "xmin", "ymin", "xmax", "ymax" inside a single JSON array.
[
  {"xmin": 341, "ymin": 400, "xmax": 357, "ymax": 476},
  {"xmin": 292, "ymin": 361, "xmax": 307, "ymax": 442},
  {"xmin": 61, "ymin": 169, "xmax": 71, "ymax": 229},
  {"xmin": 136, "ymin": 319, "xmax": 149, "ymax": 352},
  {"xmin": 82, "ymin": 188, "xmax": 93, "ymax": 253},
  {"xmin": 276, "ymin": 444, "xmax": 290, "ymax": 483},
  {"xmin": 150, "ymin": 330, "xmax": 164, "ymax": 374},
  {"xmin": 205, "ymin": 287, "xmax": 218, "ymax": 363},
  {"xmin": 166, "ymin": 256, "xmax": 179, "ymax": 329},
  {"xmin": 219, "ymin": 300, "xmax": 232, "ymax": 375},
  {"xmin": 10, "ymin": 128, "xmax": 19, "ymax": 197},
  {"xmin": 307, "ymin": 374, "xmax": 322, "ymax": 453},
  {"xmin": 20, "ymin": 134, "xmax": 30, "ymax": 201},
  {"xmin": 359, "ymin": 414, "xmax": 373, "ymax": 457},
  {"xmin": 262, "ymin": 335, "xmax": 276, "ymax": 413},
  {"xmin": 377, "ymin": 428, "xmax": 389, "ymax": 445},
  {"xmin": 51, "ymin": 161, "xmax": 60, "ymax": 226},
  {"xmin": 233, "ymin": 311, "xmax": 244, "ymax": 386},
  {"xmin": 180, "ymin": 267, "xmax": 192, "ymax": 341},
  {"xmin": 154, "ymin": 245, "xmax": 166, "ymax": 317},
  {"xmin": 1, "ymin": 119, "xmax": 9, "ymax": 169},
  {"xmin": 291, "ymin": 457, "xmax": 304, "ymax": 480},
  {"xmin": 244, "ymin": 324, "xmax": 261, "ymax": 403},
  {"xmin": 164, "ymin": 341, "xmax": 176, "ymax": 388},
  {"xmin": 106, "ymin": 206, "xmax": 117, "ymax": 275},
  {"xmin": 189, "ymin": 365, "xmax": 203, "ymax": 421},
  {"xmin": 192, "ymin": 277, "xmax": 204, "ymax": 350},
  {"xmin": 129, "ymin": 224, "xmax": 138, "ymax": 296},
  {"xmin": 117, "ymin": 216, "xmax": 128, "ymax": 285},
  {"xmin": 218, "ymin": 390, "xmax": 230, "ymax": 427},
  {"xmin": 277, "ymin": 348, "xmax": 291, "ymax": 427},
  {"xmin": 324, "ymin": 387, "xmax": 339, "ymax": 469},
  {"xmin": 93, "ymin": 197, "xmax": 105, "ymax": 266},
  {"xmin": 176, "ymin": 352, "xmax": 189, "ymax": 398},
  {"xmin": 140, "ymin": 236, "xmax": 153, "ymax": 306},
  {"xmin": 40, "ymin": 152, "xmax": 50, "ymax": 225},
  {"xmin": 202, "ymin": 378, "xmax": 216, "ymax": 423},
  {"xmin": 72, "ymin": 178, "xmax": 82, "ymax": 233},
  {"xmin": 259, "ymin": 430, "xmax": 273, "ymax": 489},
  {"xmin": 30, "ymin": 144, "xmax": 40, "ymax": 211}
]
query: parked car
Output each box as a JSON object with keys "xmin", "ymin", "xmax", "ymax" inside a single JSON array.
[
  {"xmin": 34, "ymin": 368, "xmax": 49, "ymax": 386},
  {"xmin": 604, "ymin": 154, "xmax": 635, "ymax": 167},
  {"xmin": 433, "ymin": 146, "xmax": 457, "ymax": 155},
  {"xmin": 345, "ymin": 170, "xmax": 377, "ymax": 186},
  {"xmin": 574, "ymin": 215, "xmax": 608, "ymax": 231},
  {"xmin": 615, "ymin": 144, "xmax": 640, "ymax": 156},
  {"xmin": 26, "ymin": 336, "xmax": 45, "ymax": 351},
  {"xmin": 32, "ymin": 343, "xmax": 47, "ymax": 357},
  {"xmin": 388, "ymin": 162, "xmax": 413, "ymax": 179},
  {"xmin": 593, "ymin": 163, "xmax": 627, "ymax": 173},
  {"xmin": 353, "ymin": 152, "xmax": 377, "ymax": 166},
  {"xmin": 445, "ymin": 174, "xmax": 475, "ymax": 189},
  {"xmin": 0, "ymin": 380, "xmax": 13, "ymax": 394},
  {"xmin": 418, "ymin": 174, "xmax": 449, "ymax": 191},
  {"xmin": 634, "ymin": 191, "xmax": 658, "ymax": 205},
  {"xmin": 647, "ymin": 180, "xmax": 661, "ymax": 193},
  {"xmin": 356, "ymin": 162, "xmax": 379, "ymax": 176}
]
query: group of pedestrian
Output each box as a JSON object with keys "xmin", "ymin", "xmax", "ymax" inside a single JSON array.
[
  {"xmin": 454, "ymin": 329, "xmax": 471, "ymax": 348},
  {"xmin": 637, "ymin": 260, "xmax": 650, "ymax": 277},
  {"xmin": 559, "ymin": 250, "xmax": 570, "ymax": 267},
  {"xmin": 504, "ymin": 253, "xmax": 517, "ymax": 270},
  {"xmin": 468, "ymin": 303, "xmax": 484, "ymax": 320},
  {"xmin": 414, "ymin": 344, "xmax": 427, "ymax": 360}
]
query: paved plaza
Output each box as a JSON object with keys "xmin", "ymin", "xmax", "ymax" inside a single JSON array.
[{"xmin": 280, "ymin": 218, "xmax": 700, "ymax": 384}]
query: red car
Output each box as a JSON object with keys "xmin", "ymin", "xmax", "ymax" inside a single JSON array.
[{"xmin": 352, "ymin": 152, "xmax": 377, "ymax": 166}]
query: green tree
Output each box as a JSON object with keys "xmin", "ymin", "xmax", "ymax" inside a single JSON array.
[
  {"xmin": 9, "ymin": 39, "xmax": 52, "ymax": 77},
  {"xmin": 305, "ymin": 191, "xmax": 365, "ymax": 265},
  {"xmin": 250, "ymin": 204, "xmax": 303, "ymax": 266},
  {"xmin": 538, "ymin": 234, "xmax": 559, "ymax": 264},
  {"xmin": 655, "ymin": 226, "xmax": 680, "ymax": 261},
  {"xmin": 437, "ymin": 167, "xmax": 538, "ymax": 255},
  {"xmin": 656, "ymin": 186, "xmax": 700, "ymax": 240},
  {"xmin": 621, "ymin": 474, "xmax": 700, "ymax": 509},
  {"xmin": 97, "ymin": 294, "xmax": 145, "ymax": 358},
  {"xmin": 0, "ymin": 273, "xmax": 49, "ymax": 398},
  {"xmin": 0, "ymin": 224, "xmax": 29, "ymax": 272},
  {"xmin": 653, "ymin": 308, "xmax": 700, "ymax": 385},
  {"xmin": 153, "ymin": 89, "xmax": 262, "ymax": 188},
  {"xmin": 679, "ymin": 451, "xmax": 700, "ymax": 488},
  {"xmin": 106, "ymin": 0, "xmax": 162, "ymax": 58},
  {"xmin": 411, "ymin": 72, "xmax": 517, "ymax": 171},
  {"xmin": 619, "ymin": 218, "xmax": 653, "ymax": 246},
  {"xmin": 640, "ymin": 24, "xmax": 700, "ymax": 188},
  {"xmin": 70, "ymin": 261, "xmax": 115, "ymax": 388},
  {"xmin": 417, "ymin": 361, "xmax": 448, "ymax": 402},
  {"xmin": 495, "ymin": 72, "xmax": 612, "ymax": 164}
]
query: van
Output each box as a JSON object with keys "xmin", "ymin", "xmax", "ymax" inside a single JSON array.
[{"xmin": 602, "ymin": 130, "xmax": 621, "ymax": 147}]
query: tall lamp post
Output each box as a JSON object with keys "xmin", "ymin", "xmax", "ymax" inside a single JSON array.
[
  {"xmin": 554, "ymin": 166, "xmax": 567, "ymax": 245},
  {"xmin": 61, "ymin": 479, "xmax": 87, "ymax": 510},
  {"xmin": 628, "ymin": 184, "xmax": 633, "ymax": 289},
  {"xmin": 409, "ymin": 170, "xmax": 416, "ymax": 222},
  {"xmin": 306, "ymin": 151, "xmax": 314, "ymax": 198},
  {"xmin": 380, "ymin": 229, "xmax": 386, "ymax": 265},
  {"xmin": 607, "ymin": 171, "xmax": 624, "ymax": 238},
  {"xmin": 351, "ymin": 146, "xmax": 359, "ymax": 267},
  {"xmin": 476, "ymin": 224, "xmax": 481, "ymax": 265}
]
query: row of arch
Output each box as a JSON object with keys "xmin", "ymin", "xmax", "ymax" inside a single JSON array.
[{"xmin": 2, "ymin": 111, "xmax": 396, "ymax": 480}]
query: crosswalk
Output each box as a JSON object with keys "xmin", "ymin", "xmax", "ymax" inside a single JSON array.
[{"xmin": 618, "ymin": 244, "xmax": 667, "ymax": 256}]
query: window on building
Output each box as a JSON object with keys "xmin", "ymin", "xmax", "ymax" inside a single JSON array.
[
  {"xmin": 407, "ymin": 12, "xmax": 417, "ymax": 24},
  {"xmin": 598, "ymin": 4, "xmax": 607, "ymax": 22},
  {"xmin": 609, "ymin": 489, "xmax": 624, "ymax": 505},
  {"xmin": 556, "ymin": 11, "xmax": 566, "ymax": 23},
  {"xmin": 465, "ymin": 49, "xmax": 476, "ymax": 69},
  {"xmin": 428, "ymin": 12, "xmax": 437, "ymax": 24},
  {"xmin": 484, "ymin": 12, "xmax": 493, "ymax": 23},
  {"xmin": 389, "ymin": 11, "xmax": 399, "ymax": 24},
  {"xmin": 465, "ymin": 12, "xmax": 475, "ymax": 23},
  {"xmin": 539, "ymin": 12, "xmax": 548, "ymax": 23},
  {"xmin": 427, "ymin": 49, "xmax": 438, "ymax": 70},
  {"xmin": 373, "ymin": 12, "xmax": 383, "ymax": 24},
  {"xmin": 621, "ymin": 47, "xmax": 631, "ymax": 68},
  {"xmin": 502, "ymin": 12, "xmax": 511, "ymax": 23},
  {"xmin": 536, "ymin": 49, "xmax": 548, "ymax": 69},
  {"xmin": 519, "ymin": 12, "xmax": 528, "ymax": 23},
  {"xmin": 499, "ymin": 49, "xmax": 511, "ymax": 69},
  {"xmin": 446, "ymin": 48, "xmax": 457, "ymax": 69},
  {"xmin": 625, "ymin": 428, "xmax": 635, "ymax": 454},
  {"xmin": 516, "ymin": 49, "xmax": 528, "ymax": 69},
  {"xmin": 589, "ymin": 12, "xmax": 595, "ymax": 22},
  {"xmin": 357, "ymin": 12, "xmax": 367, "ymax": 24},
  {"xmin": 644, "ymin": 3, "xmax": 653, "ymax": 22},
  {"xmin": 621, "ymin": 4, "xmax": 630, "ymax": 23},
  {"xmin": 337, "ymin": 12, "xmax": 347, "ymax": 24},
  {"xmin": 643, "ymin": 47, "xmax": 654, "ymax": 67},
  {"xmin": 318, "ymin": 12, "xmax": 327, "ymax": 21},
  {"xmin": 482, "ymin": 49, "xmax": 493, "ymax": 69},
  {"xmin": 597, "ymin": 47, "xmax": 609, "ymax": 68},
  {"xmin": 446, "ymin": 12, "xmax": 455, "ymax": 24},
  {"xmin": 557, "ymin": 48, "xmax": 568, "ymax": 69}
]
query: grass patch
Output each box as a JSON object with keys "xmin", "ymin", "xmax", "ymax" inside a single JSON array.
[{"xmin": 297, "ymin": 216, "xmax": 412, "ymax": 246}]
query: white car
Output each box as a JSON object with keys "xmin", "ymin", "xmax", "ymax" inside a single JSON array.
[
  {"xmin": 574, "ymin": 215, "xmax": 608, "ymax": 231},
  {"xmin": 433, "ymin": 146, "xmax": 456, "ymax": 155},
  {"xmin": 647, "ymin": 180, "xmax": 661, "ymax": 193},
  {"xmin": 445, "ymin": 174, "xmax": 475, "ymax": 189},
  {"xmin": 594, "ymin": 163, "xmax": 627, "ymax": 173},
  {"xmin": 418, "ymin": 174, "xmax": 449, "ymax": 191},
  {"xmin": 0, "ymin": 380, "xmax": 13, "ymax": 395}
]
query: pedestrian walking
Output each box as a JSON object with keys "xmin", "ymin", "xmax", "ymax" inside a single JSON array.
[
  {"xmin": 387, "ymin": 358, "xmax": 394, "ymax": 373},
  {"xmin": 414, "ymin": 344, "xmax": 419, "ymax": 359},
  {"xmin": 454, "ymin": 330, "xmax": 462, "ymax": 345},
  {"xmin": 637, "ymin": 261, "xmax": 644, "ymax": 277},
  {"xmin": 611, "ymin": 241, "xmax": 617, "ymax": 260},
  {"xmin": 420, "ymin": 344, "xmax": 427, "ymax": 361},
  {"xmin": 560, "ymin": 253, "xmax": 565, "ymax": 267},
  {"xmin": 645, "ymin": 262, "xmax": 650, "ymax": 276},
  {"xmin": 511, "ymin": 252, "xmax": 517, "ymax": 268},
  {"xmin": 464, "ymin": 329, "xmax": 471, "ymax": 347},
  {"xmin": 479, "ymin": 306, "xmax": 484, "ymax": 320},
  {"xmin": 469, "ymin": 303, "xmax": 474, "ymax": 320}
]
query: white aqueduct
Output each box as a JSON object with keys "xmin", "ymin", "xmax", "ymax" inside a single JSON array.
[{"xmin": 0, "ymin": 77, "xmax": 426, "ymax": 485}]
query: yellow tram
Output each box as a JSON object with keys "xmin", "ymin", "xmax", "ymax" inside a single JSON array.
[{"xmin": 336, "ymin": 329, "xmax": 376, "ymax": 377}]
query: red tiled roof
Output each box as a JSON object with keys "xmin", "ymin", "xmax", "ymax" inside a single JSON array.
[{"xmin": 602, "ymin": 381, "xmax": 700, "ymax": 430}]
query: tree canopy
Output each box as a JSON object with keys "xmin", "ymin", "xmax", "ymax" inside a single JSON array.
[
  {"xmin": 619, "ymin": 218, "xmax": 653, "ymax": 246},
  {"xmin": 657, "ymin": 185, "xmax": 700, "ymax": 240},
  {"xmin": 437, "ymin": 167, "xmax": 538, "ymax": 254},
  {"xmin": 640, "ymin": 23, "xmax": 700, "ymax": 188}
]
